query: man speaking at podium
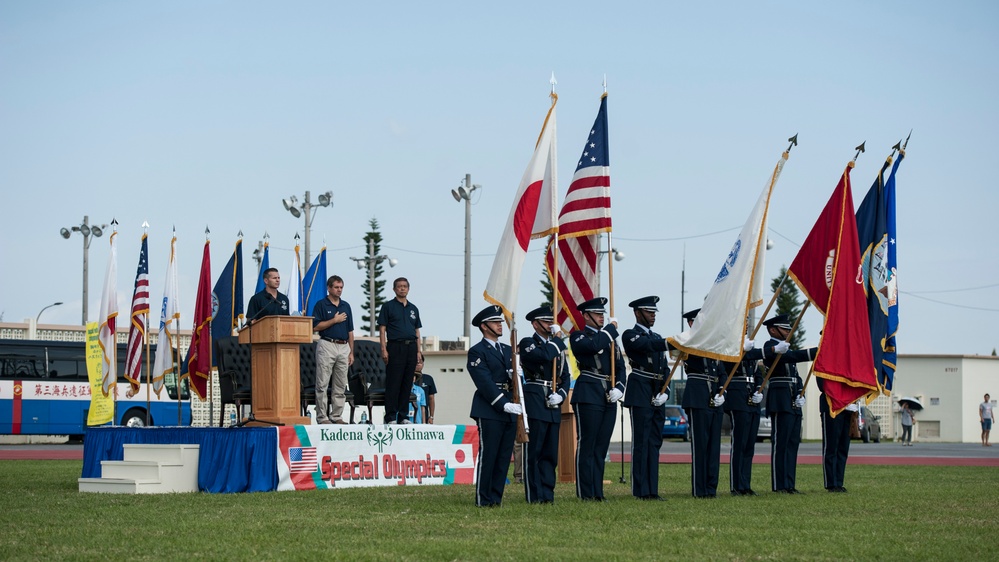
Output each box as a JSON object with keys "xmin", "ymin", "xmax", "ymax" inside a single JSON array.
[{"xmin": 246, "ymin": 268, "xmax": 291, "ymax": 323}]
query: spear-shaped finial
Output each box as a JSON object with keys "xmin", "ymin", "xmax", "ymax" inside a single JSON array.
[
  {"xmin": 550, "ymin": 72, "xmax": 557, "ymax": 94},
  {"xmin": 902, "ymin": 129, "xmax": 912, "ymax": 152},
  {"xmin": 294, "ymin": 232, "xmax": 301, "ymax": 241},
  {"xmin": 238, "ymin": 229, "xmax": 244, "ymax": 239},
  {"xmin": 110, "ymin": 218, "xmax": 119, "ymax": 232},
  {"xmin": 141, "ymin": 220, "xmax": 149, "ymax": 232},
  {"xmin": 853, "ymin": 141, "xmax": 866, "ymax": 162},
  {"xmin": 603, "ymin": 74, "xmax": 607, "ymax": 95},
  {"xmin": 205, "ymin": 225, "xmax": 210, "ymax": 240},
  {"xmin": 787, "ymin": 133, "xmax": 798, "ymax": 153},
  {"xmin": 263, "ymin": 231, "xmax": 270, "ymax": 241}
]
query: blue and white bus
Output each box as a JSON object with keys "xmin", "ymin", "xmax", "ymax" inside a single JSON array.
[{"xmin": 0, "ymin": 339, "xmax": 192, "ymax": 437}]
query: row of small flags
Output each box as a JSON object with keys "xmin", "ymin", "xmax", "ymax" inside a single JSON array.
[
  {"xmin": 485, "ymin": 81, "xmax": 903, "ymax": 417},
  {"xmin": 95, "ymin": 231, "xmax": 328, "ymax": 402}
]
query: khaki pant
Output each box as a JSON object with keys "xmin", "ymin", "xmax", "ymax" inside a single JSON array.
[{"xmin": 316, "ymin": 340, "xmax": 350, "ymax": 422}]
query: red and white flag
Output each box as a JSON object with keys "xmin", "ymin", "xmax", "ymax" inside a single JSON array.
[
  {"xmin": 484, "ymin": 95, "xmax": 558, "ymax": 323},
  {"xmin": 98, "ymin": 229, "xmax": 119, "ymax": 397},
  {"xmin": 545, "ymin": 94, "xmax": 612, "ymax": 330},
  {"xmin": 124, "ymin": 233, "xmax": 150, "ymax": 395},
  {"xmin": 788, "ymin": 162, "xmax": 878, "ymax": 415}
]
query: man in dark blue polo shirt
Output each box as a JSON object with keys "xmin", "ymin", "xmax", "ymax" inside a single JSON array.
[
  {"xmin": 312, "ymin": 275, "xmax": 354, "ymax": 425},
  {"xmin": 377, "ymin": 277, "xmax": 422, "ymax": 424},
  {"xmin": 246, "ymin": 268, "xmax": 290, "ymax": 322}
]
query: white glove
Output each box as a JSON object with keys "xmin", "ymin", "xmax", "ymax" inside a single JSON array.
[
  {"xmin": 652, "ymin": 393, "xmax": 669, "ymax": 407},
  {"xmin": 605, "ymin": 316, "xmax": 618, "ymax": 326},
  {"xmin": 744, "ymin": 338, "xmax": 755, "ymax": 352},
  {"xmin": 549, "ymin": 323, "xmax": 563, "ymax": 337},
  {"xmin": 775, "ymin": 340, "xmax": 791, "ymax": 354},
  {"xmin": 751, "ymin": 391, "xmax": 764, "ymax": 404},
  {"xmin": 794, "ymin": 395, "xmax": 806, "ymax": 408},
  {"xmin": 845, "ymin": 402, "xmax": 859, "ymax": 412},
  {"xmin": 607, "ymin": 388, "xmax": 624, "ymax": 402},
  {"xmin": 547, "ymin": 393, "xmax": 564, "ymax": 407},
  {"xmin": 503, "ymin": 403, "xmax": 523, "ymax": 415},
  {"xmin": 712, "ymin": 394, "xmax": 726, "ymax": 407}
]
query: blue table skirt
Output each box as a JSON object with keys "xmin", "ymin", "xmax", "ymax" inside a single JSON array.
[{"xmin": 81, "ymin": 426, "xmax": 278, "ymax": 493}]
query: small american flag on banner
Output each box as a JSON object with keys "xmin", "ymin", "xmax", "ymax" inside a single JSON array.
[{"xmin": 289, "ymin": 447, "xmax": 318, "ymax": 473}]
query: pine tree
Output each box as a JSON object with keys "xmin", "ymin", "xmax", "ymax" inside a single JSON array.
[
  {"xmin": 770, "ymin": 265, "xmax": 807, "ymax": 349},
  {"xmin": 540, "ymin": 265, "xmax": 554, "ymax": 308},
  {"xmin": 360, "ymin": 218, "xmax": 388, "ymax": 334}
]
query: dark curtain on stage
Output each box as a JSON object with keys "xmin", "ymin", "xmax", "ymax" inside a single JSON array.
[{"xmin": 81, "ymin": 427, "xmax": 278, "ymax": 493}]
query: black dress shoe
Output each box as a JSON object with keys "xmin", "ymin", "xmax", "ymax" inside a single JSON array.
[
  {"xmin": 743, "ymin": 489, "xmax": 758, "ymax": 496},
  {"xmin": 647, "ymin": 495, "xmax": 666, "ymax": 501},
  {"xmin": 731, "ymin": 491, "xmax": 743, "ymax": 497},
  {"xmin": 837, "ymin": 486, "xmax": 848, "ymax": 493},
  {"xmin": 789, "ymin": 488, "xmax": 803, "ymax": 494},
  {"xmin": 773, "ymin": 489, "xmax": 789, "ymax": 494}
]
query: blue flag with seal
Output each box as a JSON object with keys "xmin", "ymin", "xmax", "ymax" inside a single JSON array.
[
  {"xmin": 303, "ymin": 246, "xmax": 327, "ymax": 317},
  {"xmin": 882, "ymin": 148, "xmax": 903, "ymax": 394},
  {"xmin": 211, "ymin": 238, "xmax": 244, "ymax": 367},
  {"xmin": 855, "ymin": 155, "xmax": 891, "ymax": 396}
]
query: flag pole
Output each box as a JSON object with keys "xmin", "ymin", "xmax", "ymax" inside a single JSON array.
[
  {"xmin": 658, "ymin": 352, "xmax": 688, "ymax": 396},
  {"xmin": 143, "ymin": 222, "xmax": 151, "ymax": 426},
  {"xmin": 510, "ymin": 314, "xmax": 529, "ymax": 444},
  {"xmin": 606, "ymin": 231, "xmax": 626, "ymax": 483},
  {"xmin": 758, "ymin": 301, "xmax": 811, "ymax": 393}
]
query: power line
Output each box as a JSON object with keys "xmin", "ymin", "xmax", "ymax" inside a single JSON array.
[
  {"xmin": 906, "ymin": 283, "xmax": 999, "ymax": 294},
  {"xmin": 900, "ymin": 291, "xmax": 999, "ymax": 312}
]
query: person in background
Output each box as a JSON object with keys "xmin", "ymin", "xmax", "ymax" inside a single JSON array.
[
  {"xmin": 246, "ymin": 268, "xmax": 290, "ymax": 321},
  {"xmin": 818, "ymin": 379, "xmax": 855, "ymax": 493},
  {"xmin": 409, "ymin": 373, "xmax": 426, "ymax": 423},
  {"xmin": 981, "ymin": 393, "xmax": 994, "ymax": 447},
  {"xmin": 414, "ymin": 357, "xmax": 437, "ymax": 424},
  {"xmin": 377, "ymin": 277, "xmax": 422, "ymax": 424},
  {"xmin": 900, "ymin": 401, "xmax": 915, "ymax": 446}
]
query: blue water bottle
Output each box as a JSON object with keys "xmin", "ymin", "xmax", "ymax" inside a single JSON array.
[{"xmin": 360, "ymin": 411, "xmax": 368, "ymax": 424}]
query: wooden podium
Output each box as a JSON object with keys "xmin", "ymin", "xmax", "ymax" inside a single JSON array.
[{"xmin": 237, "ymin": 316, "xmax": 313, "ymax": 426}]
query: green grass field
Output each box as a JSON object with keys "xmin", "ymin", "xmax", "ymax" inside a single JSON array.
[{"xmin": 1, "ymin": 460, "xmax": 995, "ymax": 560}]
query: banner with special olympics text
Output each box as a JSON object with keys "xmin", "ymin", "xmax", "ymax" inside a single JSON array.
[{"xmin": 276, "ymin": 424, "xmax": 479, "ymax": 491}]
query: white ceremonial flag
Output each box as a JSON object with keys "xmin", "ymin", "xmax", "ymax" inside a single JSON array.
[
  {"xmin": 484, "ymin": 97, "xmax": 558, "ymax": 323},
  {"xmin": 667, "ymin": 152, "xmax": 788, "ymax": 361},
  {"xmin": 152, "ymin": 235, "xmax": 180, "ymax": 397},
  {"xmin": 98, "ymin": 231, "xmax": 119, "ymax": 397}
]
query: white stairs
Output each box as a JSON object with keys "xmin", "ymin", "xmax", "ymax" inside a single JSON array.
[{"xmin": 78, "ymin": 444, "xmax": 200, "ymax": 494}]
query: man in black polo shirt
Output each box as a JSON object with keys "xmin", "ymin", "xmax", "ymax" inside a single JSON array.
[
  {"xmin": 377, "ymin": 277, "xmax": 422, "ymax": 424},
  {"xmin": 246, "ymin": 268, "xmax": 290, "ymax": 322},
  {"xmin": 312, "ymin": 275, "xmax": 354, "ymax": 425}
]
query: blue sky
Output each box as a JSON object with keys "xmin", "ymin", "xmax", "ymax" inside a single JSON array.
[{"xmin": 2, "ymin": 1, "xmax": 997, "ymax": 355}]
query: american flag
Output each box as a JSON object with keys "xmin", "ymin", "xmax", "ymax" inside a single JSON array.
[
  {"xmin": 289, "ymin": 446, "xmax": 318, "ymax": 473},
  {"xmin": 545, "ymin": 94, "xmax": 612, "ymax": 330},
  {"xmin": 125, "ymin": 234, "xmax": 150, "ymax": 394}
]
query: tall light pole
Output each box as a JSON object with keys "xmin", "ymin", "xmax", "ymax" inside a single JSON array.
[
  {"xmin": 282, "ymin": 191, "xmax": 333, "ymax": 267},
  {"xmin": 60, "ymin": 216, "xmax": 107, "ymax": 325},
  {"xmin": 451, "ymin": 174, "xmax": 481, "ymax": 338},
  {"xmin": 36, "ymin": 302, "xmax": 63, "ymax": 324},
  {"xmin": 350, "ymin": 238, "xmax": 398, "ymax": 336}
]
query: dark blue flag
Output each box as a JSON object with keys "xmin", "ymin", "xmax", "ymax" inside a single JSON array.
[
  {"xmin": 882, "ymin": 151, "xmax": 903, "ymax": 394},
  {"xmin": 211, "ymin": 239, "xmax": 244, "ymax": 367},
  {"xmin": 856, "ymin": 156, "xmax": 891, "ymax": 396},
  {"xmin": 255, "ymin": 242, "xmax": 270, "ymax": 294},
  {"xmin": 303, "ymin": 247, "xmax": 327, "ymax": 317}
]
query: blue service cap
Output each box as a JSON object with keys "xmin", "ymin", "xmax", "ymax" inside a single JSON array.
[
  {"xmin": 628, "ymin": 296, "xmax": 660, "ymax": 311},
  {"xmin": 472, "ymin": 305, "xmax": 504, "ymax": 327},
  {"xmin": 525, "ymin": 305, "xmax": 555, "ymax": 322},
  {"xmin": 576, "ymin": 297, "xmax": 608, "ymax": 313}
]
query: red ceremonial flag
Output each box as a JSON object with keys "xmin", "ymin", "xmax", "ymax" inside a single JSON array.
[
  {"xmin": 788, "ymin": 162, "xmax": 878, "ymax": 415},
  {"xmin": 186, "ymin": 239, "xmax": 213, "ymax": 400},
  {"xmin": 545, "ymin": 94, "xmax": 611, "ymax": 330}
]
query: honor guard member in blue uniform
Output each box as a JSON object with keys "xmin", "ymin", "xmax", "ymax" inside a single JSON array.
[
  {"xmin": 818, "ymin": 377, "xmax": 856, "ymax": 493},
  {"xmin": 679, "ymin": 308, "xmax": 726, "ymax": 498},
  {"xmin": 746, "ymin": 313, "xmax": 816, "ymax": 494},
  {"xmin": 467, "ymin": 305, "xmax": 522, "ymax": 507},
  {"xmin": 621, "ymin": 296, "xmax": 670, "ymax": 501},
  {"xmin": 518, "ymin": 305, "xmax": 571, "ymax": 504},
  {"xmin": 721, "ymin": 348, "xmax": 763, "ymax": 496},
  {"xmin": 569, "ymin": 297, "xmax": 626, "ymax": 501}
]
